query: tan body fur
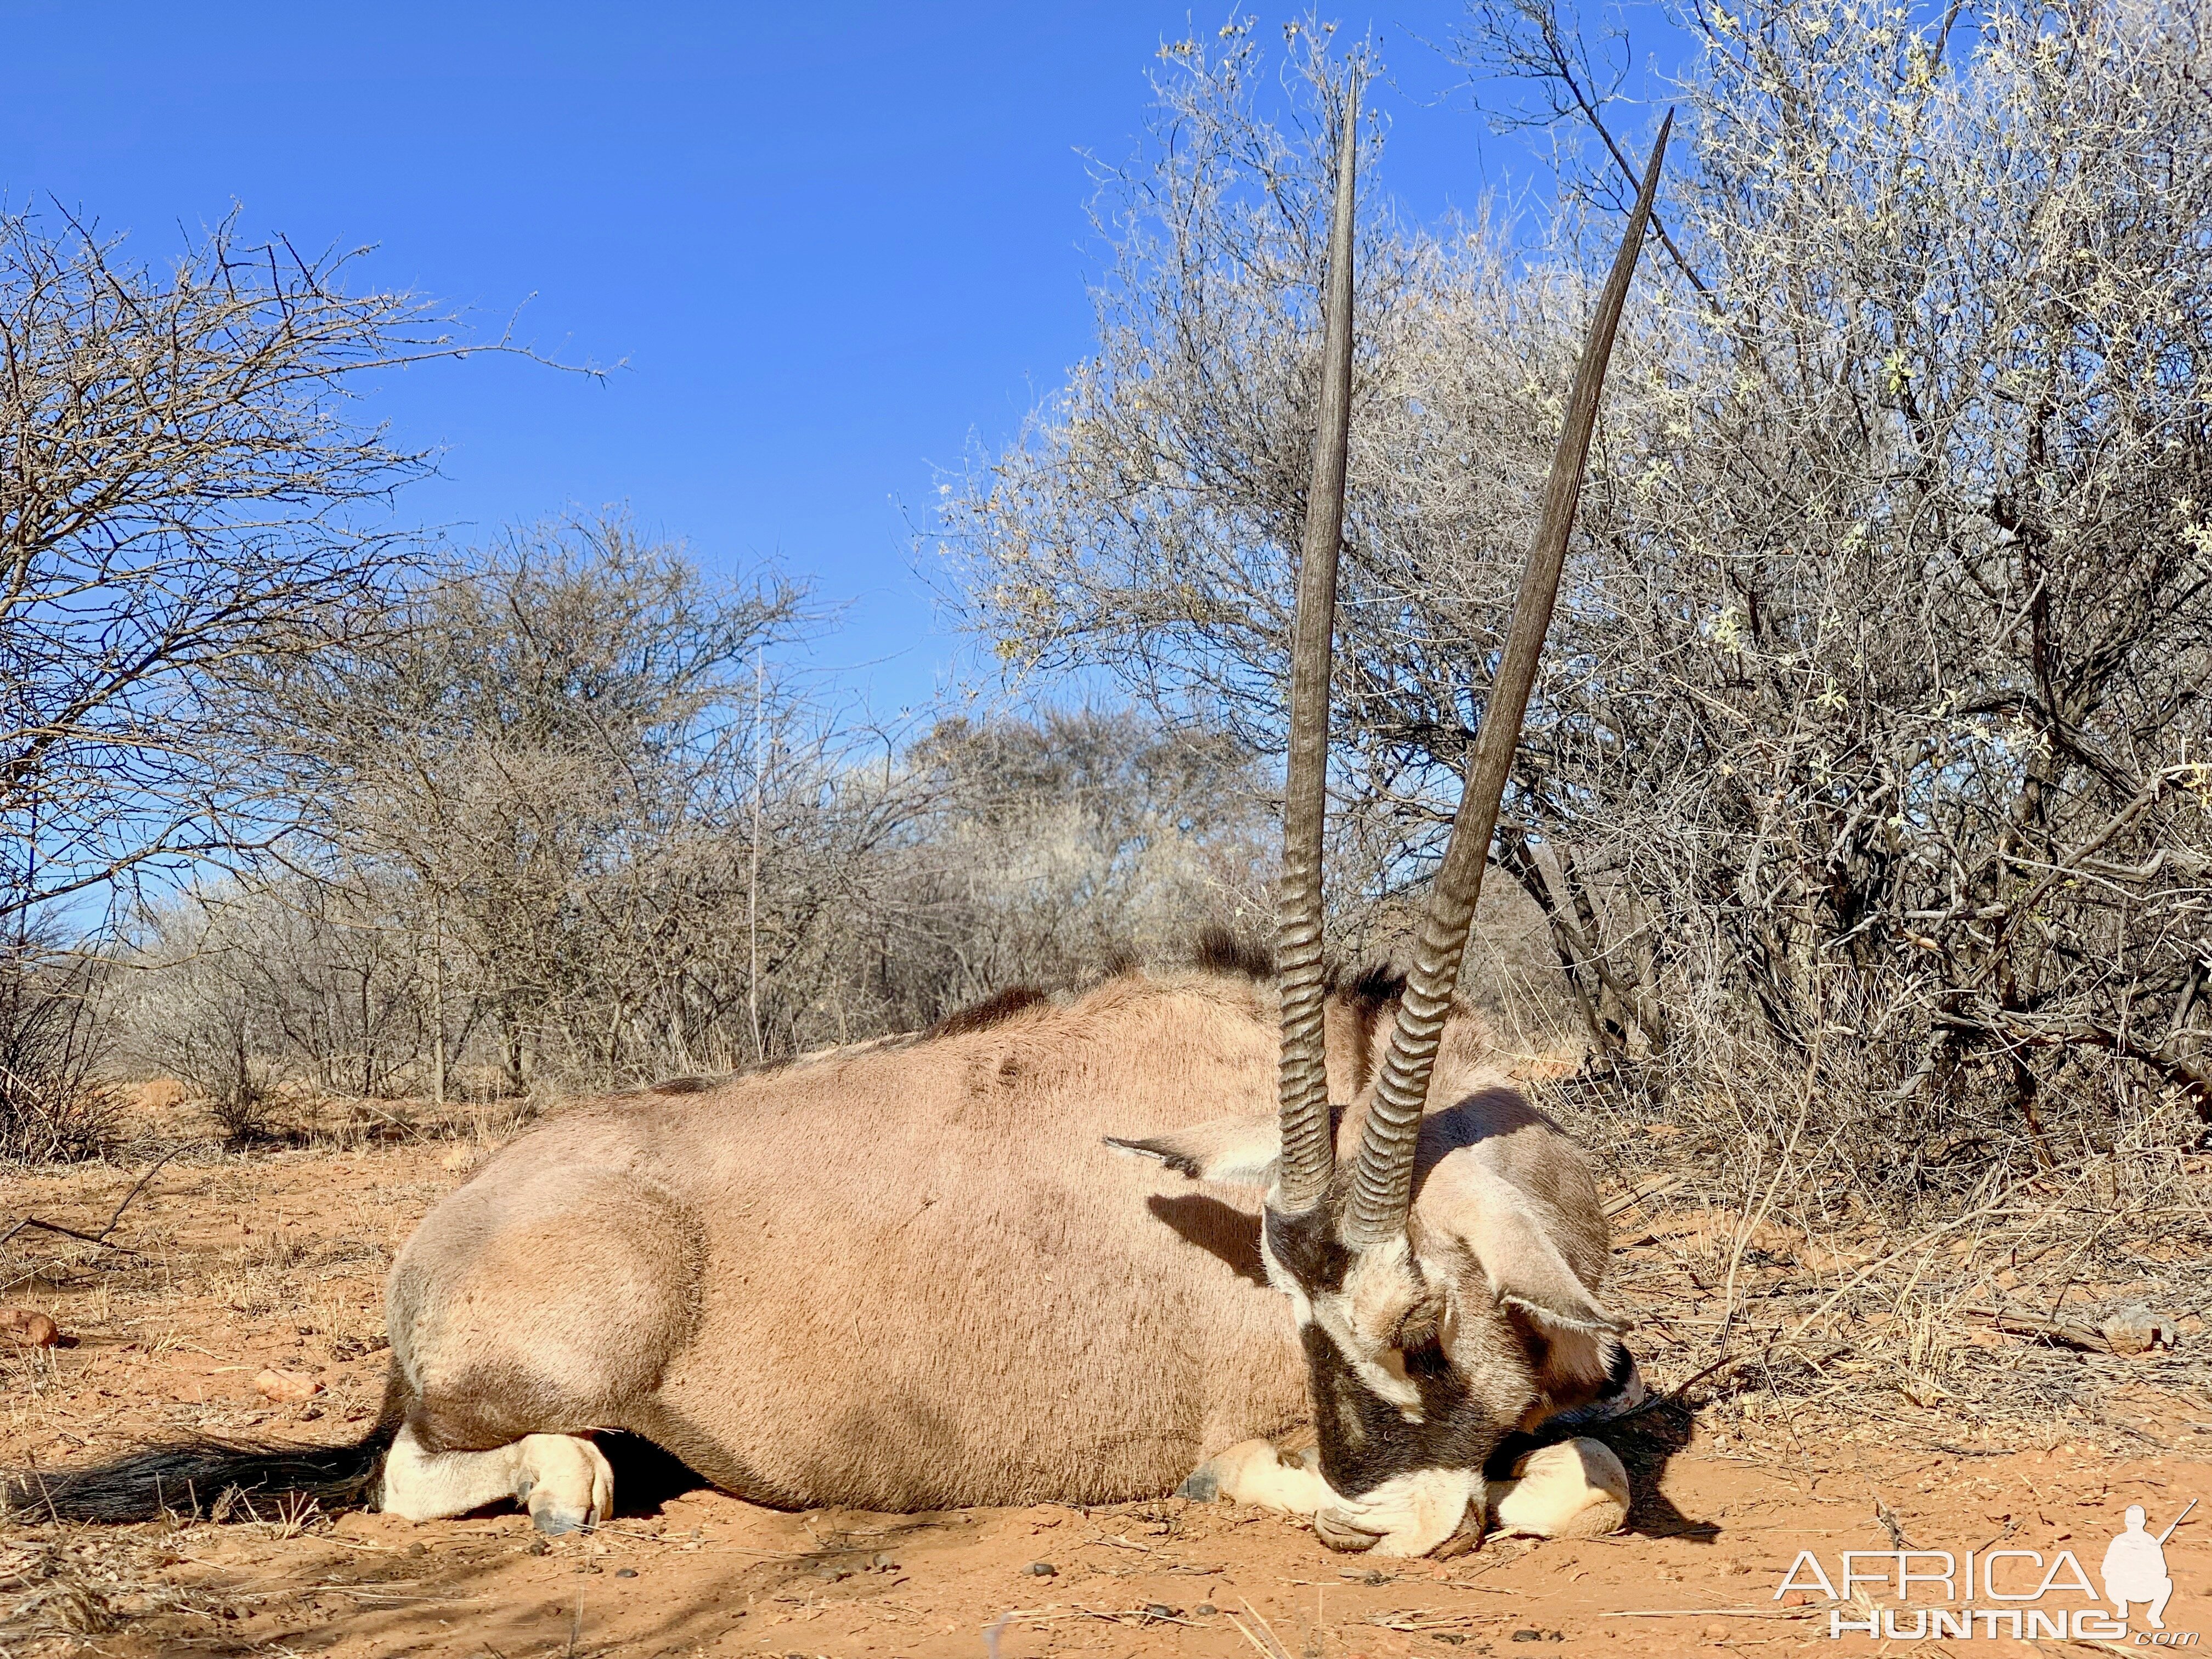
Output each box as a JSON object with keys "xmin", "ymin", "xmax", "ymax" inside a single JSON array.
[{"xmin": 383, "ymin": 965, "xmax": 1616, "ymax": 1520}]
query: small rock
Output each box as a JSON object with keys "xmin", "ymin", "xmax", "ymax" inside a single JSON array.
[
  {"xmin": 1512, "ymin": 1632, "xmax": 1543, "ymax": 1644},
  {"xmin": 614, "ymin": 1567, "xmax": 637, "ymax": 1578},
  {"xmin": 1701, "ymin": 1622, "xmax": 1731, "ymax": 1640},
  {"xmin": 406, "ymin": 1542, "xmax": 427, "ymax": 1558},
  {"xmin": 1, "ymin": 1308, "xmax": 60, "ymax": 1347},
  {"xmin": 815, "ymin": 1564, "xmax": 852, "ymax": 1582},
  {"xmin": 1195, "ymin": 1604, "xmax": 1217, "ymax": 1616},
  {"xmin": 253, "ymin": 1368, "xmax": 322, "ymax": 1403},
  {"xmin": 1026, "ymin": 1560, "xmax": 1057, "ymax": 1576},
  {"xmin": 1144, "ymin": 1604, "xmax": 1181, "ymax": 1620}
]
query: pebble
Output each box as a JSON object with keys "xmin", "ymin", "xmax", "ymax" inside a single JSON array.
[
  {"xmin": 0, "ymin": 1308, "xmax": 60, "ymax": 1347},
  {"xmin": 615, "ymin": 1567, "xmax": 637, "ymax": 1579},
  {"xmin": 253, "ymin": 1367, "xmax": 323, "ymax": 1403},
  {"xmin": 1026, "ymin": 1560, "xmax": 1057, "ymax": 1576}
]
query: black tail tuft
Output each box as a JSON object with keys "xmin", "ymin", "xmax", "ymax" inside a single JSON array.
[
  {"xmin": 5, "ymin": 1367, "xmax": 406, "ymax": 1525},
  {"xmin": 4, "ymin": 1419, "xmax": 400, "ymax": 1525}
]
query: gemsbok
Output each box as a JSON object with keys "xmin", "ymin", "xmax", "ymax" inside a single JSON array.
[{"xmin": 11, "ymin": 91, "xmax": 1671, "ymax": 1559}]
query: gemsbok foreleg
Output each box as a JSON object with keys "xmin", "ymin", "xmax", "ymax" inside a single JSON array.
[
  {"xmin": 380, "ymin": 1426, "xmax": 613, "ymax": 1533},
  {"xmin": 1187, "ymin": 1433, "xmax": 1628, "ymax": 1553}
]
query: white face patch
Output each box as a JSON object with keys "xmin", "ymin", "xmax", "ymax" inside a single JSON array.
[
  {"xmin": 1316, "ymin": 1465, "xmax": 1480, "ymax": 1557},
  {"xmin": 1257, "ymin": 1221, "xmax": 1425, "ymax": 1417}
]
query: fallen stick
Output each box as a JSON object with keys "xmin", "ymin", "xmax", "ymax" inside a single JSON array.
[
  {"xmin": 0, "ymin": 1144, "xmax": 193, "ymax": 1259},
  {"xmin": 1956, "ymin": 1303, "xmax": 2108, "ymax": 1352}
]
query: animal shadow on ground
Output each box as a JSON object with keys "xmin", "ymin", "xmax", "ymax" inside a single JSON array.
[
  {"xmin": 1491, "ymin": 1393, "xmax": 1717, "ymax": 1544},
  {"xmin": 597, "ymin": 1433, "xmax": 713, "ymax": 1517}
]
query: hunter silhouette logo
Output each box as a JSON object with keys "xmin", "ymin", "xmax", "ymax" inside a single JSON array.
[
  {"xmin": 2104, "ymin": 1502, "xmax": 2190, "ymax": 1631},
  {"xmin": 1776, "ymin": 1496, "xmax": 2199, "ymax": 1642}
]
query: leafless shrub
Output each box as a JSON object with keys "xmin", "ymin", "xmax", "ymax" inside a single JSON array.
[
  {"xmin": 111, "ymin": 521, "xmax": 1271, "ymax": 1105},
  {"xmin": 946, "ymin": 1, "xmax": 2212, "ymax": 1201},
  {"xmin": 0, "ymin": 933, "xmax": 115, "ymax": 1163},
  {"xmin": 0, "ymin": 208, "xmax": 556, "ymax": 933}
]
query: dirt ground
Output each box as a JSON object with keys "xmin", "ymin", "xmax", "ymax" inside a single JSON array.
[{"xmin": 3, "ymin": 1122, "xmax": 2208, "ymax": 1658}]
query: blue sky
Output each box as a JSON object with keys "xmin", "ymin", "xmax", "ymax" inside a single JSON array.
[{"xmin": 4, "ymin": 1, "xmax": 1685, "ymax": 721}]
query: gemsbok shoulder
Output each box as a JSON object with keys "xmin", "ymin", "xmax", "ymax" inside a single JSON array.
[{"xmin": 9, "ymin": 90, "xmax": 1672, "ymax": 1559}]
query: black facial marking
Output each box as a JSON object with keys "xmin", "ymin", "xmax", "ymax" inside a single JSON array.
[
  {"xmin": 1296, "ymin": 1322, "xmax": 1505, "ymax": 1499},
  {"xmin": 1262, "ymin": 1204, "xmax": 1351, "ymax": 1295},
  {"xmin": 1266, "ymin": 1205, "xmax": 1506, "ymax": 1501}
]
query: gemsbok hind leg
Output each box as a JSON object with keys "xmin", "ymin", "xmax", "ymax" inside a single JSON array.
[
  {"xmin": 381, "ymin": 1426, "xmax": 613, "ymax": 1534},
  {"xmin": 380, "ymin": 1164, "xmax": 699, "ymax": 1532}
]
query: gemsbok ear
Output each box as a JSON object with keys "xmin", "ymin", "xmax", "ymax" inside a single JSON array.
[
  {"xmin": 1427, "ymin": 1156, "xmax": 1628, "ymax": 1335},
  {"xmin": 1105, "ymin": 1115, "xmax": 1282, "ymax": 1188}
]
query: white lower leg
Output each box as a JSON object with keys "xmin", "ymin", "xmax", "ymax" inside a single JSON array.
[
  {"xmin": 1188, "ymin": 1440, "xmax": 1475, "ymax": 1558},
  {"xmin": 1485, "ymin": 1438, "xmax": 1629, "ymax": 1539},
  {"xmin": 1189, "ymin": 1439, "xmax": 1333, "ymax": 1514},
  {"xmin": 378, "ymin": 1425, "xmax": 613, "ymax": 1533}
]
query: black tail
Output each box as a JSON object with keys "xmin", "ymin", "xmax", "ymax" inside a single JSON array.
[{"xmin": 5, "ymin": 1368, "xmax": 405, "ymax": 1525}]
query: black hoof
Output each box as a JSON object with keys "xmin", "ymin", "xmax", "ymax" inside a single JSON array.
[{"xmin": 1313, "ymin": 1507, "xmax": 1382, "ymax": 1552}]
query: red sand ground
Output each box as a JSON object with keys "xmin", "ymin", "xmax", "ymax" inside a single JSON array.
[{"xmin": 3, "ymin": 1140, "xmax": 2206, "ymax": 1656}]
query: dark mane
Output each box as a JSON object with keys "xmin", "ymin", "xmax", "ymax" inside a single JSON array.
[
  {"xmin": 1327, "ymin": 958, "xmax": 1409, "ymax": 1013},
  {"xmin": 1193, "ymin": 926, "xmax": 1274, "ymax": 981},
  {"xmin": 926, "ymin": 984, "xmax": 1052, "ymax": 1040}
]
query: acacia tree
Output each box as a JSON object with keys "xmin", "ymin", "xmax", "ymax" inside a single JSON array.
[
  {"xmin": 257, "ymin": 516, "xmax": 811, "ymax": 1093},
  {"xmin": 0, "ymin": 209, "xmax": 544, "ymax": 922},
  {"xmin": 947, "ymin": 0, "xmax": 2212, "ymax": 1161},
  {"xmin": 0, "ymin": 208, "xmax": 547, "ymax": 1153}
]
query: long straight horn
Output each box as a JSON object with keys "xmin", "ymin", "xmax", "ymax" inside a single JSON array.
[
  {"xmin": 1275, "ymin": 81, "xmax": 1361, "ymax": 1214},
  {"xmin": 1341, "ymin": 113, "xmax": 1674, "ymax": 1248}
]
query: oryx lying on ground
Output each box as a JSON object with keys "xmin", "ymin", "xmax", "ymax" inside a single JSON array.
[{"xmin": 10, "ymin": 93, "xmax": 1669, "ymax": 1558}]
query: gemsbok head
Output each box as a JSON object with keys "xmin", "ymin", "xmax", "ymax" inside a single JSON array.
[{"xmin": 1116, "ymin": 82, "xmax": 1671, "ymax": 1553}]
